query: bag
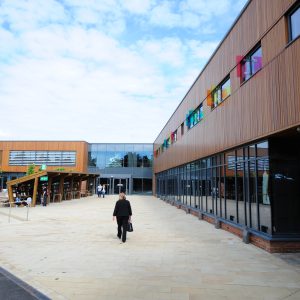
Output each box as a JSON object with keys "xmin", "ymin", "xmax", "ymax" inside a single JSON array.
[{"xmin": 127, "ymin": 222, "xmax": 133, "ymax": 232}]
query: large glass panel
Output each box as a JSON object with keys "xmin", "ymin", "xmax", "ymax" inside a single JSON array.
[
  {"xmin": 248, "ymin": 145, "xmax": 259, "ymax": 230},
  {"xmin": 290, "ymin": 6, "xmax": 300, "ymax": 41},
  {"xmin": 96, "ymin": 152, "xmax": 106, "ymax": 169},
  {"xmin": 206, "ymin": 168, "xmax": 213, "ymax": 214},
  {"xmin": 105, "ymin": 151, "xmax": 122, "ymax": 167},
  {"xmin": 186, "ymin": 164, "xmax": 192, "ymax": 206},
  {"xmin": 133, "ymin": 178, "xmax": 143, "ymax": 193},
  {"xmin": 236, "ymin": 148, "xmax": 245, "ymax": 225},
  {"xmin": 200, "ymin": 168, "xmax": 206, "ymax": 211},
  {"xmin": 219, "ymin": 165, "xmax": 226, "ymax": 218},
  {"xmin": 225, "ymin": 151, "xmax": 237, "ymax": 222},
  {"xmin": 256, "ymin": 141, "xmax": 271, "ymax": 234},
  {"xmin": 191, "ymin": 168, "xmax": 197, "ymax": 209},
  {"xmin": 124, "ymin": 144, "xmax": 134, "ymax": 152},
  {"xmin": 143, "ymin": 179, "xmax": 152, "ymax": 194}
]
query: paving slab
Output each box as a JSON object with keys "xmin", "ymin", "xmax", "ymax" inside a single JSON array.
[{"xmin": 0, "ymin": 195, "xmax": 300, "ymax": 299}]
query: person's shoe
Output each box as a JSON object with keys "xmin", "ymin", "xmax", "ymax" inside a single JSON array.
[{"xmin": 117, "ymin": 235, "xmax": 121, "ymax": 239}]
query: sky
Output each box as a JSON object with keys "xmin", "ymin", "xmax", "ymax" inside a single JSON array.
[{"xmin": 0, "ymin": 0, "xmax": 248, "ymax": 143}]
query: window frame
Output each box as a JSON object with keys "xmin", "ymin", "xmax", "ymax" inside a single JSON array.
[
  {"xmin": 241, "ymin": 44, "xmax": 262, "ymax": 83},
  {"xmin": 187, "ymin": 103, "xmax": 204, "ymax": 130},
  {"xmin": 211, "ymin": 76, "xmax": 231, "ymax": 109},
  {"xmin": 288, "ymin": 2, "xmax": 300, "ymax": 42}
]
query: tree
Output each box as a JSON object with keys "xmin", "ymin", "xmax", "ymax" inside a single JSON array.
[{"xmin": 26, "ymin": 164, "xmax": 36, "ymax": 175}]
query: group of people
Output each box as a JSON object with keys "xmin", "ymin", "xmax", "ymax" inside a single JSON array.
[
  {"xmin": 97, "ymin": 184, "xmax": 106, "ymax": 198},
  {"xmin": 15, "ymin": 195, "xmax": 32, "ymax": 207},
  {"xmin": 15, "ymin": 188, "xmax": 47, "ymax": 207}
]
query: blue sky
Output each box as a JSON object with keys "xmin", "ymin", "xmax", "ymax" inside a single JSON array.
[{"xmin": 0, "ymin": 0, "xmax": 247, "ymax": 142}]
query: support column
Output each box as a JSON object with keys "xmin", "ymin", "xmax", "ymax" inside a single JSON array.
[
  {"xmin": 70, "ymin": 176, "xmax": 74, "ymax": 198},
  {"xmin": 8, "ymin": 184, "xmax": 14, "ymax": 205},
  {"xmin": 47, "ymin": 177, "xmax": 53, "ymax": 203},
  {"xmin": 32, "ymin": 177, "xmax": 39, "ymax": 207},
  {"xmin": 59, "ymin": 176, "xmax": 65, "ymax": 202}
]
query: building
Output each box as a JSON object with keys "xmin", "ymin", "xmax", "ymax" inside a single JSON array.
[
  {"xmin": 88, "ymin": 143, "xmax": 153, "ymax": 194},
  {"xmin": 0, "ymin": 141, "xmax": 153, "ymax": 195},
  {"xmin": 153, "ymin": 0, "xmax": 300, "ymax": 252}
]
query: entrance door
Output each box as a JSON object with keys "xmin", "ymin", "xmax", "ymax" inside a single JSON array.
[{"xmin": 113, "ymin": 178, "xmax": 128, "ymax": 194}]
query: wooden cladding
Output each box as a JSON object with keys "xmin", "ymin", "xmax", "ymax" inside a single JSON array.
[
  {"xmin": 0, "ymin": 141, "xmax": 88, "ymax": 173},
  {"xmin": 154, "ymin": 0, "xmax": 300, "ymax": 174}
]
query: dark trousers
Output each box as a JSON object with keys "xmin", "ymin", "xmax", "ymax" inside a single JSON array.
[
  {"xmin": 116, "ymin": 216, "xmax": 129, "ymax": 242},
  {"xmin": 43, "ymin": 196, "xmax": 47, "ymax": 206}
]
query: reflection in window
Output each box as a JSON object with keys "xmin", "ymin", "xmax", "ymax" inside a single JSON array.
[
  {"xmin": 9, "ymin": 151, "xmax": 76, "ymax": 166},
  {"xmin": 212, "ymin": 77, "xmax": 231, "ymax": 109},
  {"xmin": 88, "ymin": 143, "xmax": 153, "ymax": 170},
  {"xmin": 289, "ymin": 5, "xmax": 300, "ymax": 41},
  {"xmin": 156, "ymin": 140, "xmax": 271, "ymax": 235},
  {"xmin": 187, "ymin": 103, "xmax": 204, "ymax": 130},
  {"xmin": 241, "ymin": 45, "xmax": 262, "ymax": 82},
  {"xmin": 225, "ymin": 151, "xmax": 236, "ymax": 222}
]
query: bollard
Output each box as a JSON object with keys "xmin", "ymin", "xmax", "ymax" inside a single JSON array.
[
  {"xmin": 8, "ymin": 203, "xmax": 12, "ymax": 223},
  {"xmin": 26, "ymin": 205, "xmax": 29, "ymax": 221}
]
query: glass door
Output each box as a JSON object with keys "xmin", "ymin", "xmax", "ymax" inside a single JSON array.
[{"xmin": 113, "ymin": 178, "xmax": 129, "ymax": 194}]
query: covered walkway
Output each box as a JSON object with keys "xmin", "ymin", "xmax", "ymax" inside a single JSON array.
[{"xmin": 6, "ymin": 171, "xmax": 98, "ymax": 206}]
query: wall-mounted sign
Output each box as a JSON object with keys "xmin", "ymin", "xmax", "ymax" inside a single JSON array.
[{"xmin": 40, "ymin": 176, "xmax": 48, "ymax": 181}]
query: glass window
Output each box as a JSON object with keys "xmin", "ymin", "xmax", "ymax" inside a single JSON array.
[
  {"xmin": 251, "ymin": 47, "xmax": 263, "ymax": 75},
  {"xmin": 187, "ymin": 104, "xmax": 204, "ymax": 130},
  {"xmin": 181, "ymin": 122, "xmax": 184, "ymax": 136},
  {"xmin": 213, "ymin": 87, "xmax": 221, "ymax": 108},
  {"xmin": 124, "ymin": 144, "xmax": 134, "ymax": 152},
  {"xmin": 9, "ymin": 151, "xmax": 76, "ymax": 166},
  {"xmin": 172, "ymin": 130, "xmax": 177, "ymax": 143},
  {"xmin": 290, "ymin": 5, "xmax": 300, "ymax": 41},
  {"xmin": 211, "ymin": 76, "xmax": 231, "ymax": 109},
  {"xmin": 242, "ymin": 45, "xmax": 262, "ymax": 82},
  {"xmin": 221, "ymin": 78, "xmax": 231, "ymax": 100}
]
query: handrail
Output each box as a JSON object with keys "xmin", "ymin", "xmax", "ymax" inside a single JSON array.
[{"xmin": 0, "ymin": 201, "xmax": 30, "ymax": 223}]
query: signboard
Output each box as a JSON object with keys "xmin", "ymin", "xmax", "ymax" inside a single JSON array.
[
  {"xmin": 117, "ymin": 184, "xmax": 123, "ymax": 187},
  {"xmin": 40, "ymin": 176, "xmax": 48, "ymax": 181},
  {"xmin": 40, "ymin": 164, "xmax": 47, "ymax": 170}
]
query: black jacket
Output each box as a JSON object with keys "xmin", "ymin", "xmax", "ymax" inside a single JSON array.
[{"xmin": 113, "ymin": 199, "xmax": 132, "ymax": 217}]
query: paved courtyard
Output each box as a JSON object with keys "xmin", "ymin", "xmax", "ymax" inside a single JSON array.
[{"xmin": 0, "ymin": 195, "xmax": 300, "ymax": 300}]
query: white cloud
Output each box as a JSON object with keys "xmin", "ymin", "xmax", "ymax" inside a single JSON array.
[
  {"xmin": 188, "ymin": 40, "xmax": 219, "ymax": 60},
  {"xmin": 0, "ymin": 0, "xmax": 247, "ymax": 142},
  {"xmin": 149, "ymin": 2, "xmax": 181, "ymax": 28},
  {"xmin": 148, "ymin": 0, "xmax": 232, "ymax": 29},
  {"xmin": 179, "ymin": 0, "xmax": 231, "ymax": 16},
  {"xmin": 121, "ymin": 0, "xmax": 154, "ymax": 14},
  {"xmin": 136, "ymin": 37, "xmax": 185, "ymax": 68},
  {"xmin": 0, "ymin": 0, "xmax": 68, "ymax": 32}
]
